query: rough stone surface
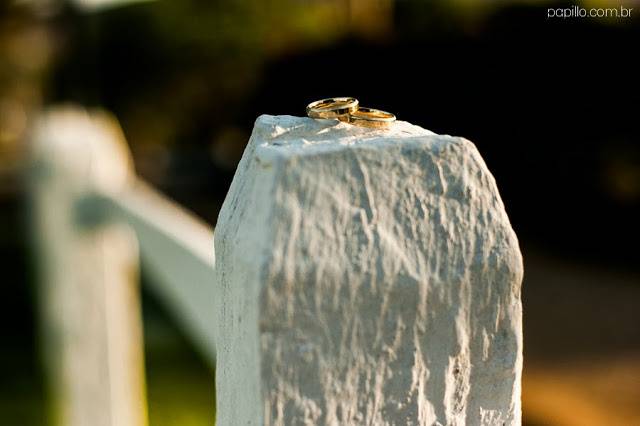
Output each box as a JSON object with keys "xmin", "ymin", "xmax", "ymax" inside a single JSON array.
[{"xmin": 215, "ymin": 115, "xmax": 523, "ymax": 425}]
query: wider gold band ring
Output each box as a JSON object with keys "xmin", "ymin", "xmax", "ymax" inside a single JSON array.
[
  {"xmin": 349, "ymin": 106, "xmax": 396, "ymax": 128},
  {"xmin": 306, "ymin": 97, "xmax": 359, "ymax": 120}
]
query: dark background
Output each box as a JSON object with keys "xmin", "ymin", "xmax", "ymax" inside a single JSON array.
[{"xmin": 1, "ymin": 0, "xmax": 639, "ymax": 424}]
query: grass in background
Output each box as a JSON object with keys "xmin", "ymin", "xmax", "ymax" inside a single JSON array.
[{"xmin": 142, "ymin": 282, "xmax": 215, "ymax": 426}]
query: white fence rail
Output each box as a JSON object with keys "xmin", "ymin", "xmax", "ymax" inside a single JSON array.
[
  {"xmin": 29, "ymin": 108, "xmax": 216, "ymax": 425},
  {"xmin": 29, "ymin": 107, "xmax": 524, "ymax": 425},
  {"xmin": 98, "ymin": 179, "xmax": 216, "ymax": 363}
]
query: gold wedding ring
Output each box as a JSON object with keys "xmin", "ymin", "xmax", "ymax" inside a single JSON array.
[
  {"xmin": 306, "ymin": 97, "xmax": 396, "ymax": 128},
  {"xmin": 306, "ymin": 97, "xmax": 359, "ymax": 121},
  {"xmin": 348, "ymin": 106, "xmax": 396, "ymax": 128}
]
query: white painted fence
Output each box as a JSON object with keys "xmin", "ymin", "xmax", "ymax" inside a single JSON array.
[
  {"xmin": 29, "ymin": 108, "xmax": 214, "ymax": 426},
  {"xmin": 29, "ymin": 107, "xmax": 523, "ymax": 425}
]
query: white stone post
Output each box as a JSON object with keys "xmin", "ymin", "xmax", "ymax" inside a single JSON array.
[
  {"xmin": 28, "ymin": 108, "xmax": 147, "ymax": 426},
  {"xmin": 215, "ymin": 115, "xmax": 523, "ymax": 425}
]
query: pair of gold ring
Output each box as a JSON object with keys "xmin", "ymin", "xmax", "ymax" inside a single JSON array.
[{"xmin": 306, "ymin": 97, "xmax": 396, "ymax": 128}]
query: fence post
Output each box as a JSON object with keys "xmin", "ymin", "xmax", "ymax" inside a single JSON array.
[
  {"xmin": 214, "ymin": 115, "xmax": 523, "ymax": 425},
  {"xmin": 28, "ymin": 107, "xmax": 147, "ymax": 426}
]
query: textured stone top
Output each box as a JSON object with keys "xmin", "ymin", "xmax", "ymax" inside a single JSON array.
[{"xmin": 252, "ymin": 114, "xmax": 436, "ymax": 156}]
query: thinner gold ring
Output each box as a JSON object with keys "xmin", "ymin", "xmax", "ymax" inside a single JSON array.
[
  {"xmin": 348, "ymin": 106, "xmax": 396, "ymax": 128},
  {"xmin": 306, "ymin": 97, "xmax": 359, "ymax": 121}
]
